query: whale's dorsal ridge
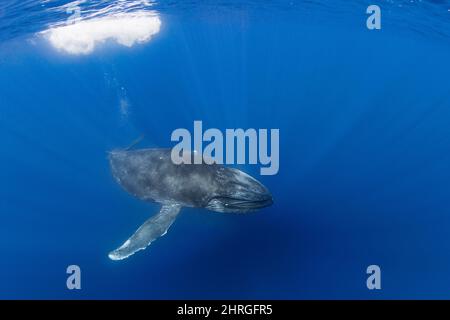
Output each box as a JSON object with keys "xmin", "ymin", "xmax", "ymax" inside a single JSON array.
[{"xmin": 108, "ymin": 203, "xmax": 182, "ymax": 261}]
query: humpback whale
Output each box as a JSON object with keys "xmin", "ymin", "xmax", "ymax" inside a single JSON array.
[{"xmin": 108, "ymin": 148, "xmax": 273, "ymax": 260}]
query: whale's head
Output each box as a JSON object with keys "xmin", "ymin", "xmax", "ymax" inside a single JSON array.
[{"xmin": 207, "ymin": 168, "xmax": 273, "ymax": 213}]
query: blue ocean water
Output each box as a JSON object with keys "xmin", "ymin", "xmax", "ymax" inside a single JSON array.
[{"xmin": 1, "ymin": 0, "xmax": 450, "ymax": 299}]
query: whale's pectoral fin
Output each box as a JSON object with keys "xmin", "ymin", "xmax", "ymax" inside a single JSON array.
[{"xmin": 108, "ymin": 204, "xmax": 182, "ymax": 261}]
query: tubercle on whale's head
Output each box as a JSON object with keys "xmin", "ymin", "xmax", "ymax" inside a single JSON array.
[{"xmin": 206, "ymin": 168, "xmax": 273, "ymax": 213}]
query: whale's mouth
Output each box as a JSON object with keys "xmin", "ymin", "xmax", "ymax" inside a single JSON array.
[{"xmin": 206, "ymin": 195, "xmax": 273, "ymax": 213}]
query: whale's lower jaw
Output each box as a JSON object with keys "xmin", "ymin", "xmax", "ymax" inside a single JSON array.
[
  {"xmin": 208, "ymin": 195, "xmax": 274, "ymax": 213},
  {"xmin": 205, "ymin": 199, "xmax": 268, "ymax": 213},
  {"xmin": 108, "ymin": 204, "xmax": 182, "ymax": 261}
]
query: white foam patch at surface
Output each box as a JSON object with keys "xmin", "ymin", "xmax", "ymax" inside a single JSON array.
[{"xmin": 42, "ymin": 12, "xmax": 161, "ymax": 55}]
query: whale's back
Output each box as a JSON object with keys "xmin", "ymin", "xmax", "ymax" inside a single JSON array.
[{"xmin": 109, "ymin": 148, "xmax": 219, "ymax": 207}]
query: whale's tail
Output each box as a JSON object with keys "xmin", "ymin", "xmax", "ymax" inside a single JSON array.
[{"xmin": 108, "ymin": 203, "xmax": 181, "ymax": 261}]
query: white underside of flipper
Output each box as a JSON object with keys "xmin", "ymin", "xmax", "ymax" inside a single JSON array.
[{"xmin": 108, "ymin": 203, "xmax": 182, "ymax": 261}]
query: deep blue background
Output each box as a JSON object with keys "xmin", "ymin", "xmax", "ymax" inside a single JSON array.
[{"xmin": 1, "ymin": 1, "xmax": 450, "ymax": 299}]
